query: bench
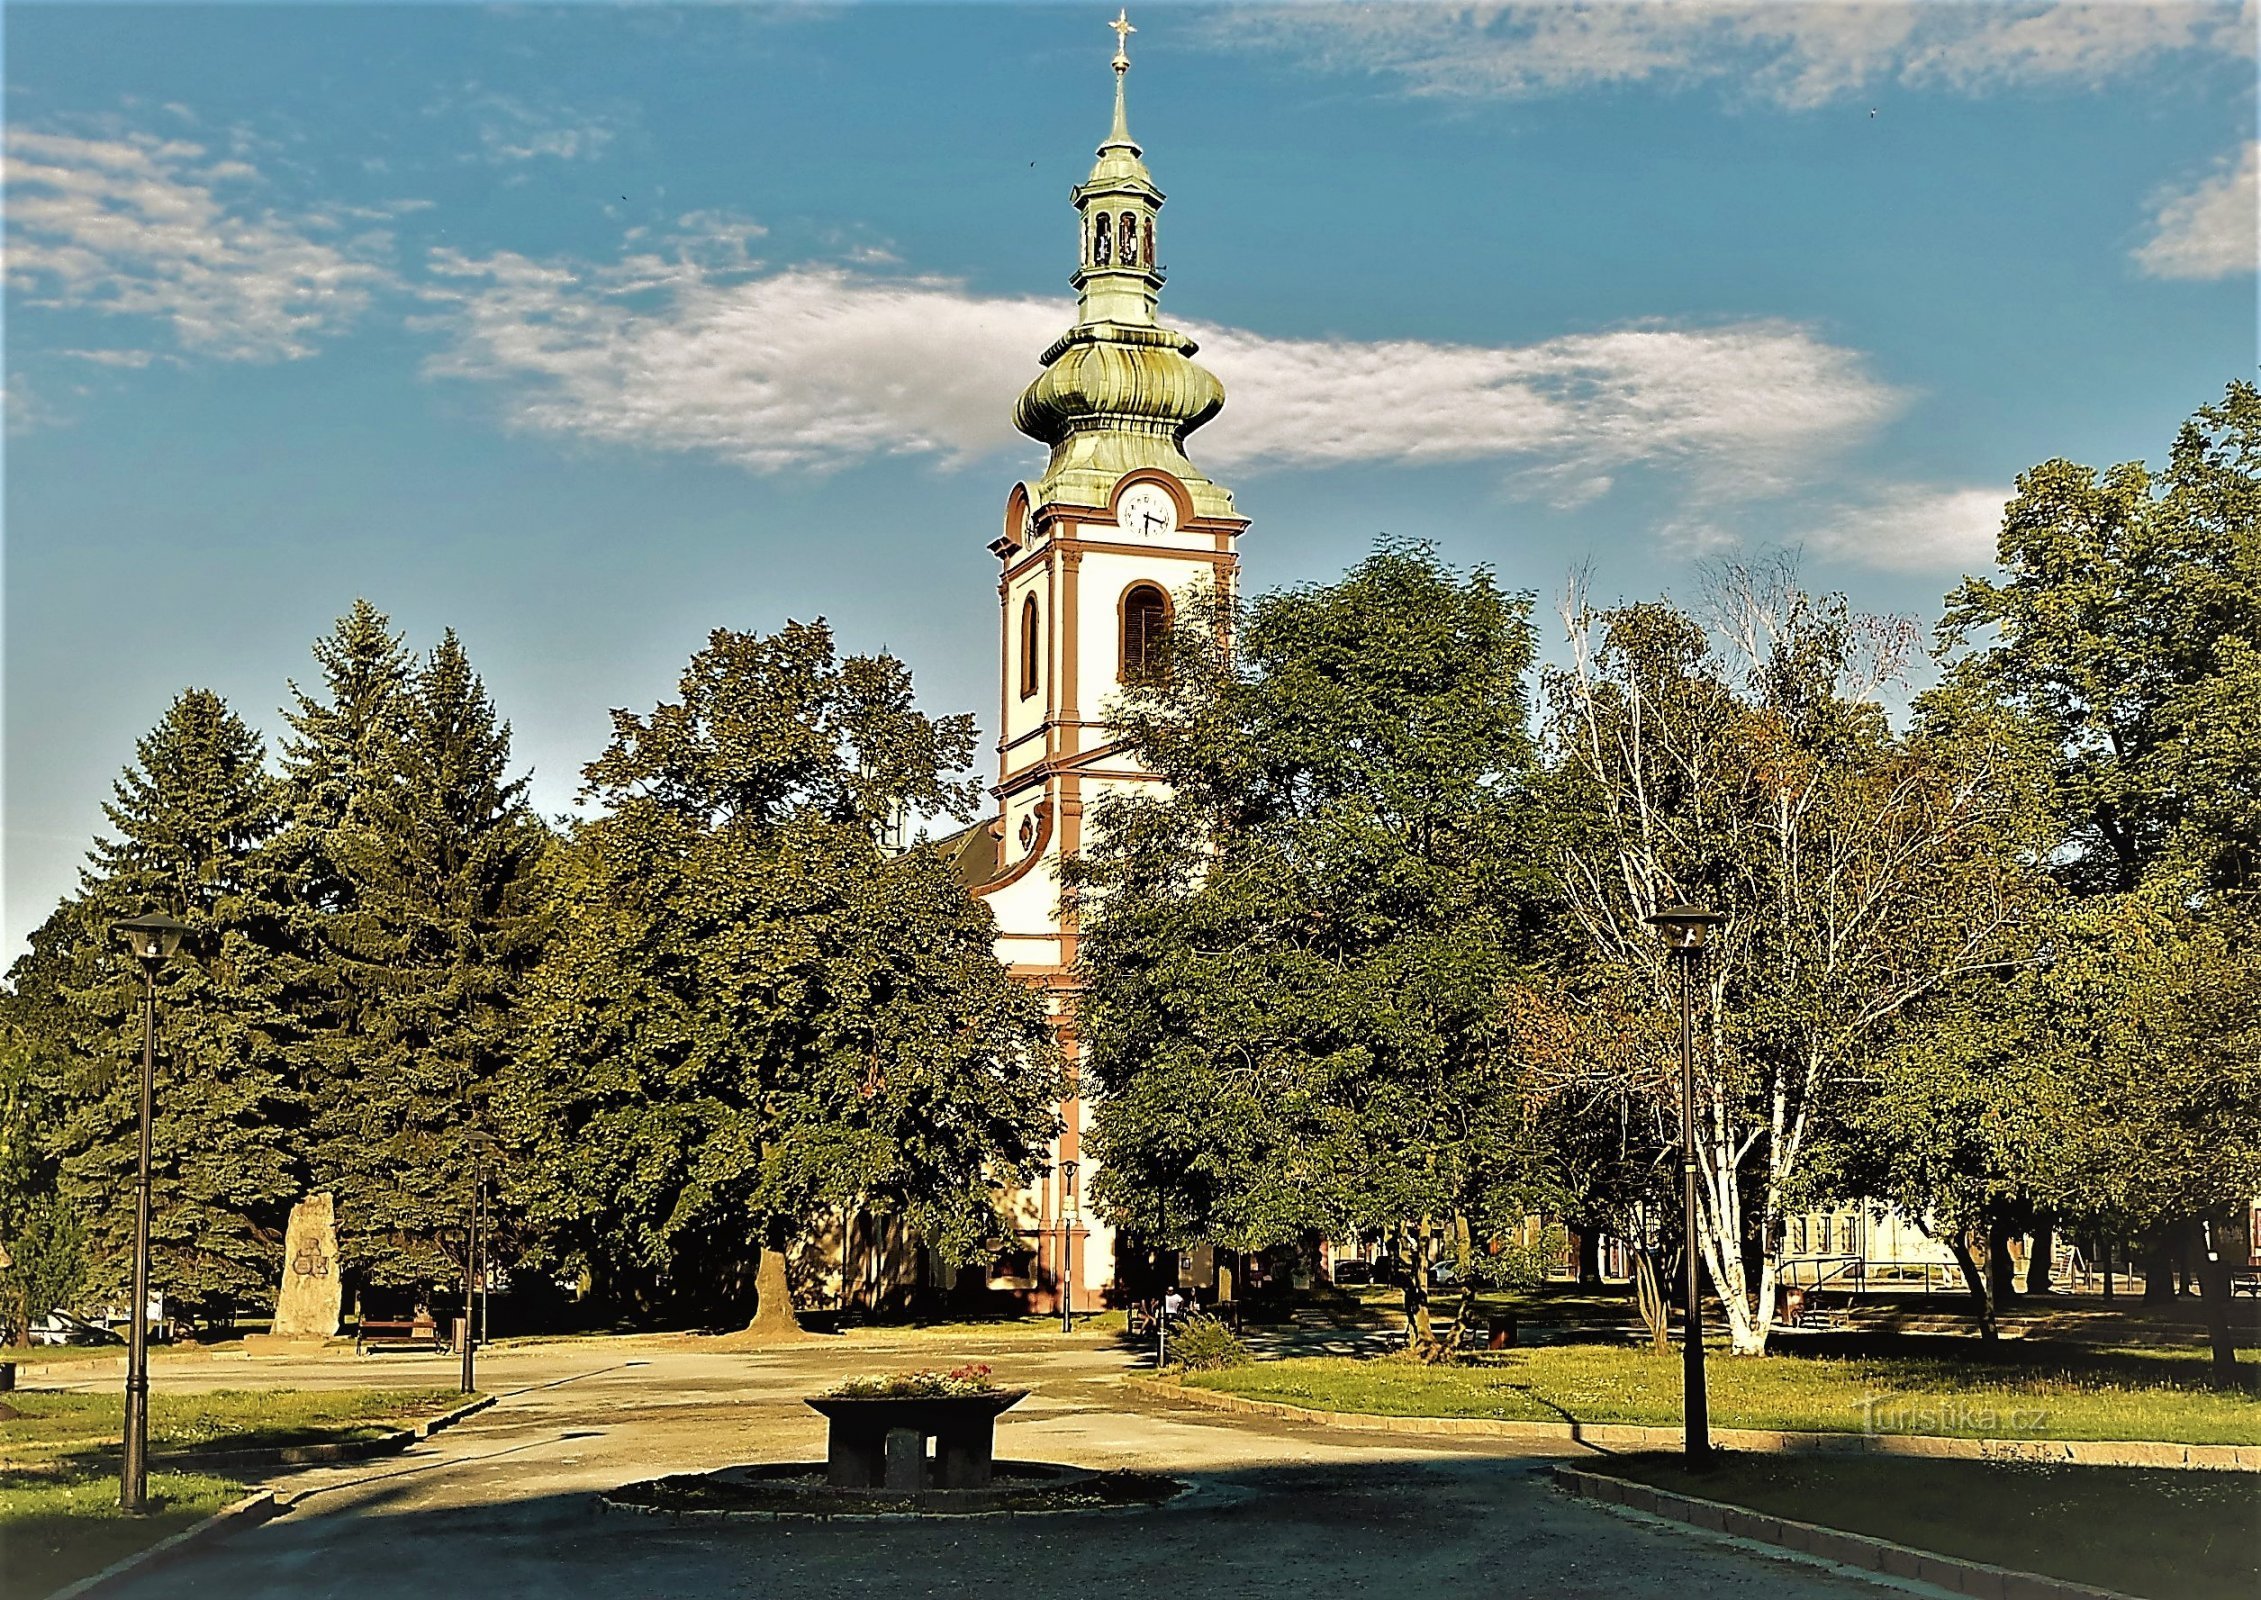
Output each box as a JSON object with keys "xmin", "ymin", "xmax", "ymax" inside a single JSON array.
[{"xmin": 355, "ymin": 1316, "xmax": 450, "ymax": 1354}]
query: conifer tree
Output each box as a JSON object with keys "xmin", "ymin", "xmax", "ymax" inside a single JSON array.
[
  {"xmin": 313, "ymin": 632, "xmax": 552, "ymax": 1292},
  {"xmin": 48, "ymin": 690, "xmax": 301, "ymax": 1322}
]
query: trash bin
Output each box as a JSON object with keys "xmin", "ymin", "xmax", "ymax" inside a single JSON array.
[
  {"xmin": 0, "ymin": 1361, "xmax": 15, "ymax": 1392},
  {"xmin": 1486, "ymin": 1316, "xmax": 1517, "ymax": 1350}
]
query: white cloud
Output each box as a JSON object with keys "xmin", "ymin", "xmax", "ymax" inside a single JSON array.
[
  {"xmin": 1208, "ymin": 2, "xmax": 2254, "ymax": 109},
  {"xmin": 1193, "ymin": 316, "xmax": 1901, "ymax": 499},
  {"xmin": 1802, "ymin": 483, "xmax": 2008, "ymax": 572},
  {"xmin": 2134, "ymin": 140, "xmax": 2259, "ymax": 280},
  {"xmin": 3, "ymin": 129, "xmax": 394, "ymax": 361},
  {"xmin": 424, "ymin": 223, "xmax": 1903, "ymax": 504}
]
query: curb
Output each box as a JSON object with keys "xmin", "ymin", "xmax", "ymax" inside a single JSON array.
[
  {"xmin": 1553, "ymin": 1464, "xmax": 2140, "ymax": 1600},
  {"xmin": 1125, "ymin": 1378, "xmax": 2261, "ymax": 1472},
  {"xmin": 42, "ymin": 1489, "xmax": 287, "ymax": 1600}
]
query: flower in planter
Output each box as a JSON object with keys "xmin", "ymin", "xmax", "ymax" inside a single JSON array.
[{"xmin": 822, "ymin": 1363, "xmax": 999, "ymax": 1399}]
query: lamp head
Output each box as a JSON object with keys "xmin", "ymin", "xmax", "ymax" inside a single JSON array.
[
  {"xmin": 1646, "ymin": 904, "xmax": 1726, "ymax": 954},
  {"xmin": 113, "ymin": 912, "xmax": 193, "ymax": 965},
  {"xmin": 1059, "ymin": 1160, "xmax": 1081, "ymax": 1219}
]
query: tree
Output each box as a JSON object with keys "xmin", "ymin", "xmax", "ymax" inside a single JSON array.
[
  {"xmin": 1073, "ymin": 546, "xmax": 1560, "ymax": 1344},
  {"xmin": 0, "ymin": 1012, "xmax": 82, "ymax": 1344},
  {"xmin": 1940, "ymin": 381, "xmax": 2260, "ymax": 898},
  {"xmin": 1543, "ymin": 563, "xmax": 2041, "ymax": 1354},
  {"xmin": 1935, "ymin": 382, "xmax": 2261, "ymax": 1304},
  {"xmin": 510, "ymin": 622, "xmax": 1057, "ymax": 1333},
  {"xmin": 311, "ymin": 632, "xmax": 552, "ymax": 1295},
  {"xmin": 45, "ymin": 691, "xmax": 302, "ymax": 1322}
]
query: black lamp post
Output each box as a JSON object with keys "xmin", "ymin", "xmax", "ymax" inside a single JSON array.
[
  {"xmin": 1058, "ymin": 1160, "xmax": 1080, "ymax": 1334},
  {"xmin": 460, "ymin": 1133, "xmax": 497, "ymax": 1395},
  {"xmin": 111, "ymin": 911, "xmax": 192, "ymax": 1514},
  {"xmin": 1646, "ymin": 902, "xmax": 1725, "ymax": 1469}
]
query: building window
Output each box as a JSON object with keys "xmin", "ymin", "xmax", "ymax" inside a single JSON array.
[
  {"xmin": 1119, "ymin": 212, "xmax": 1139, "ymax": 267},
  {"xmin": 1092, "ymin": 215, "xmax": 1111, "ymax": 267},
  {"xmin": 1019, "ymin": 595, "xmax": 1040, "ymax": 700},
  {"xmin": 1121, "ymin": 583, "xmax": 1170, "ymax": 683}
]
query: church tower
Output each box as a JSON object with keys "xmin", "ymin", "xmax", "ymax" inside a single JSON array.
[{"xmin": 958, "ymin": 14, "xmax": 1245, "ymax": 1308}]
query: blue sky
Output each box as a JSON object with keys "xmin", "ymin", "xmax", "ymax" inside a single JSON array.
[{"xmin": 5, "ymin": 2, "xmax": 2254, "ymax": 958}]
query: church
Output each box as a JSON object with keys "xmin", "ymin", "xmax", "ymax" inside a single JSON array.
[{"xmin": 933, "ymin": 16, "xmax": 1246, "ymax": 1313}]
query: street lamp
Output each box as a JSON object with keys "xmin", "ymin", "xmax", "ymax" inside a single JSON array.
[
  {"xmin": 1058, "ymin": 1160, "xmax": 1080, "ymax": 1334},
  {"xmin": 460, "ymin": 1133, "xmax": 498, "ymax": 1396},
  {"xmin": 111, "ymin": 911, "xmax": 192, "ymax": 1514},
  {"xmin": 1646, "ymin": 902, "xmax": 1725, "ymax": 1469}
]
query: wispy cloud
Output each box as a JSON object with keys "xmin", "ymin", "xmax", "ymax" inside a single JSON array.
[
  {"xmin": 1208, "ymin": 2, "xmax": 2254, "ymax": 109},
  {"xmin": 468, "ymin": 93, "xmax": 622, "ymax": 165},
  {"xmin": 1801, "ymin": 483, "xmax": 2007, "ymax": 572},
  {"xmin": 423, "ymin": 220, "xmax": 1902, "ymax": 509},
  {"xmin": 3, "ymin": 129, "xmax": 396, "ymax": 361},
  {"xmin": 2134, "ymin": 140, "xmax": 2259, "ymax": 280}
]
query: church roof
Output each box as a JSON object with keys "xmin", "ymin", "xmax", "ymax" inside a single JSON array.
[{"xmin": 934, "ymin": 813, "xmax": 1003, "ymax": 891}]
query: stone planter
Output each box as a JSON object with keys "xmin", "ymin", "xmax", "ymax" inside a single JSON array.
[{"xmin": 805, "ymin": 1391, "xmax": 1029, "ymax": 1491}]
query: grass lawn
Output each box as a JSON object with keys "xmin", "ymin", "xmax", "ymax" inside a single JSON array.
[
  {"xmin": 1185, "ymin": 1344, "xmax": 2261, "ymax": 1443},
  {"xmin": 0, "ymin": 1387, "xmax": 459, "ymax": 1596},
  {"xmin": 1589, "ymin": 1450, "xmax": 2261, "ymax": 1600}
]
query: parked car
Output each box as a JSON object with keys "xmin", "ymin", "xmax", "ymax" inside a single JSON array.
[
  {"xmin": 28, "ymin": 1309, "xmax": 123, "ymax": 1347},
  {"xmin": 1429, "ymin": 1260, "xmax": 1462, "ymax": 1288},
  {"xmin": 1329, "ymin": 1259, "xmax": 1373, "ymax": 1285}
]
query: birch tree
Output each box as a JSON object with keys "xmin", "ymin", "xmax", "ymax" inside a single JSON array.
[{"xmin": 1543, "ymin": 563, "xmax": 2040, "ymax": 1354}]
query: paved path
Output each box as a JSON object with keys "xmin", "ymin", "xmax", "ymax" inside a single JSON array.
[{"xmin": 76, "ymin": 1334, "xmax": 1889, "ymax": 1600}]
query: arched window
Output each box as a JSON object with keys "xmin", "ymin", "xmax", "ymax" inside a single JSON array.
[
  {"xmin": 1120, "ymin": 583, "xmax": 1170, "ymax": 683},
  {"xmin": 1019, "ymin": 595, "xmax": 1040, "ymax": 700},
  {"xmin": 1092, "ymin": 215, "xmax": 1111, "ymax": 267},
  {"xmin": 1118, "ymin": 212, "xmax": 1139, "ymax": 267}
]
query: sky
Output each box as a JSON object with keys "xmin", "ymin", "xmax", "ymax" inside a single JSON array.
[{"xmin": 5, "ymin": 1, "xmax": 2254, "ymax": 960}]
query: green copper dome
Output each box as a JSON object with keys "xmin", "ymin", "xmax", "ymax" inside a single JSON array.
[{"xmin": 1012, "ymin": 27, "xmax": 1237, "ymax": 522}]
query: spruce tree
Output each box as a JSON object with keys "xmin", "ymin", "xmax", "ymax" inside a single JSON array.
[
  {"xmin": 48, "ymin": 690, "xmax": 301, "ymax": 1322},
  {"xmin": 315, "ymin": 632, "xmax": 551, "ymax": 1293}
]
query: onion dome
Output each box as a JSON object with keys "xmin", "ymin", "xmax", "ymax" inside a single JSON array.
[{"xmin": 1012, "ymin": 13, "xmax": 1237, "ymax": 522}]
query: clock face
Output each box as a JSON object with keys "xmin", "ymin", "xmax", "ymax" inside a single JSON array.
[{"xmin": 1117, "ymin": 483, "xmax": 1178, "ymax": 538}]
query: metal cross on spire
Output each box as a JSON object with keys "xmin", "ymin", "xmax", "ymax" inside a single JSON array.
[{"xmin": 1110, "ymin": 9, "xmax": 1135, "ymax": 71}]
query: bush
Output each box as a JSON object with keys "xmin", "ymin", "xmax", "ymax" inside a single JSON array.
[{"xmin": 1167, "ymin": 1315, "xmax": 1251, "ymax": 1371}]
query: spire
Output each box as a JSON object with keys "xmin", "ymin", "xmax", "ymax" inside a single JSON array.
[{"xmin": 1106, "ymin": 10, "xmax": 1136, "ymax": 150}]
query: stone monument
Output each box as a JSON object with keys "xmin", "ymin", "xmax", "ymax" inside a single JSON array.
[{"xmin": 271, "ymin": 1191, "xmax": 342, "ymax": 1339}]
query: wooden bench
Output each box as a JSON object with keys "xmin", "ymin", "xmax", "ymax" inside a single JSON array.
[{"xmin": 355, "ymin": 1316, "xmax": 450, "ymax": 1354}]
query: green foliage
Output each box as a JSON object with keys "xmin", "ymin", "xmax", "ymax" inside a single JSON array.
[
  {"xmin": 39, "ymin": 691, "xmax": 303, "ymax": 1321},
  {"xmin": 1076, "ymin": 546, "xmax": 1559, "ymax": 1297},
  {"xmin": 0, "ymin": 1019, "xmax": 83, "ymax": 1340},
  {"xmin": 509, "ymin": 621, "xmax": 1059, "ymax": 1321},
  {"xmin": 1940, "ymin": 380, "xmax": 2261, "ymax": 897},
  {"xmin": 1165, "ymin": 1313, "xmax": 1251, "ymax": 1371},
  {"xmin": 308, "ymin": 629, "xmax": 552, "ymax": 1290}
]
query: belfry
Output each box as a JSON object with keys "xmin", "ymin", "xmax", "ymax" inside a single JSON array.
[{"xmin": 946, "ymin": 12, "xmax": 1247, "ymax": 1308}]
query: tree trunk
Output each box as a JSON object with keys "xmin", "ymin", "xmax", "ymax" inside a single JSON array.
[
  {"xmin": 1633, "ymin": 1249, "xmax": 1672, "ymax": 1354},
  {"xmin": 2191, "ymin": 1212, "xmax": 2247, "ymax": 1388},
  {"xmin": 744, "ymin": 1218, "xmax": 803, "ymax": 1338},
  {"xmin": 1400, "ymin": 1222, "xmax": 1432, "ymax": 1347},
  {"xmin": 1948, "ymin": 1229, "xmax": 1998, "ymax": 1342},
  {"xmin": 2026, "ymin": 1216, "xmax": 2054, "ymax": 1296},
  {"xmin": 2141, "ymin": 1235, "xmax": 2177, "ymax": 1304}
]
